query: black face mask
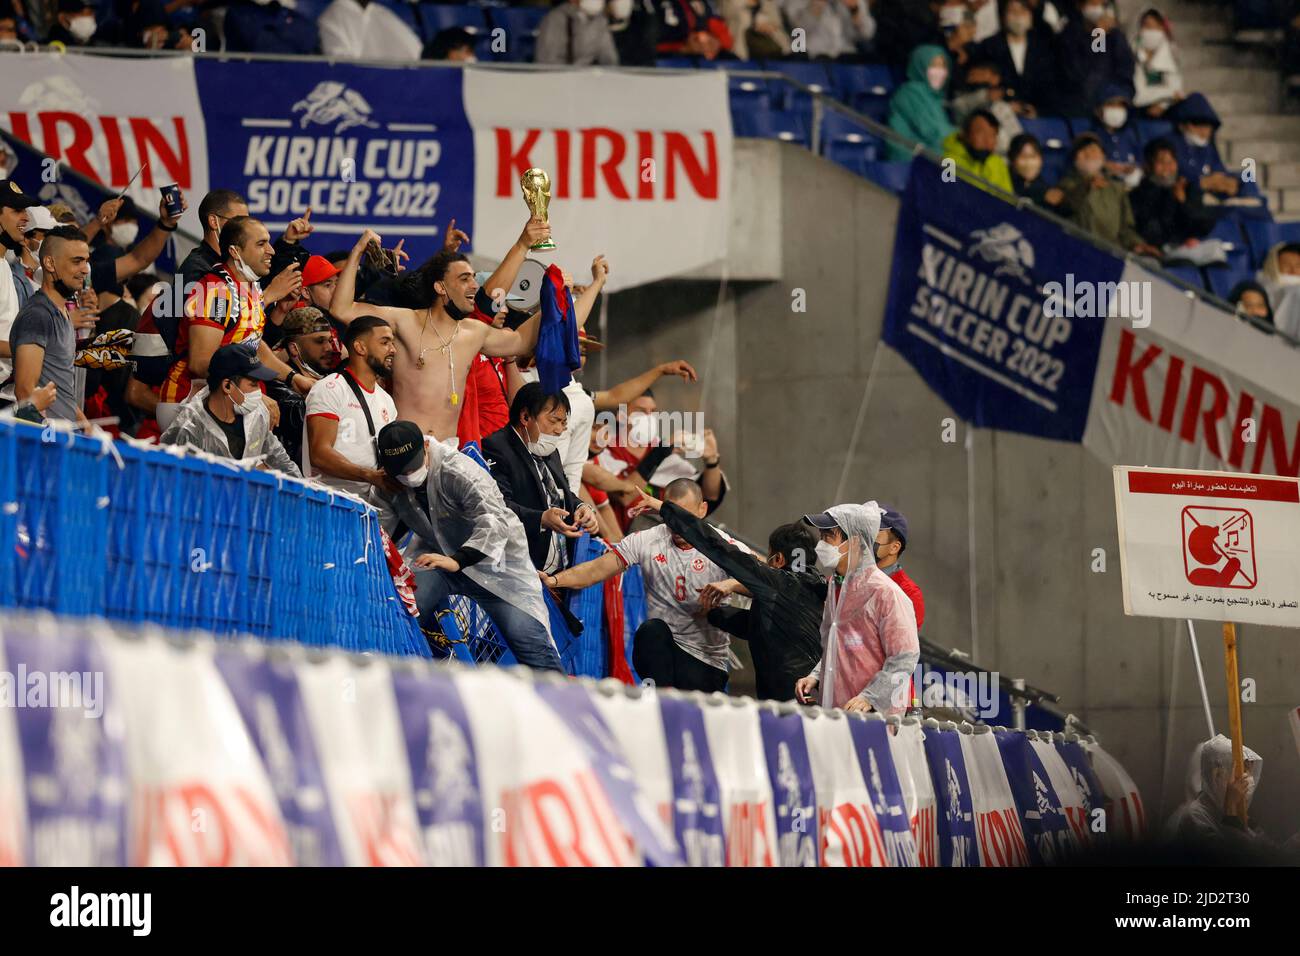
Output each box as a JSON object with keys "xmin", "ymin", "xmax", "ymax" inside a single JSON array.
[
  {"xmin": 47, "ymin": 263, "xmax": 81, "ymax": 300},
  {"xmin": 967, "ymin": 145, "xmax": 993, "ymax": 162},
  {"xmin": 442, "ymin": 291, "xmax": 470, "ymax": 322},
  {"xmin": 0, "ymin": 228, "xmax": 22, "ymax": 252}
]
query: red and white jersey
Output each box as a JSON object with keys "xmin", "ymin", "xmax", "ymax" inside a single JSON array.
[
  {"xmin": 611, "ymin": 523, "xmax": 750, "ymax": 671},
  {"xmin": 304, "ymin": 370, "xmax": 398, "ymax": 499}
]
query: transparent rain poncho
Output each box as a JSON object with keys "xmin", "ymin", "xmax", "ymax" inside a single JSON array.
[{"xmin": 1165, "ymin": 733, "xmax": 1263, "ymax": 842}]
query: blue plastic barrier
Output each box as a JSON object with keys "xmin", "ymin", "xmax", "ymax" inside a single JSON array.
[{"xmin": 0, "ymin": 420, "xmax": 427, "ymax": 657}]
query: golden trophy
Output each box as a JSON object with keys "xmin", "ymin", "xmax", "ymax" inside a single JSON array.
[{"xmin": 520, "ymin": 167, "xmax": 557, "ymax": 251}]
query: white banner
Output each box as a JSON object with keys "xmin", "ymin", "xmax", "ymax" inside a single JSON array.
[
  {"xmin": 700, "ymin": 700, "xmax": 778, "ymax": 868},
  {"xmin": 1082, "ymin": 739, "xmax": 1145, "ymax": 842},
  {"xmin": 0, "ymin": 52, "xmax": 208, "ymax": 238},
  {"xmin": 888, "ymin": 722, "xmax": 937, "ymax": 866},
  {"xmin": 1030, "ymin": 737, "xmax": 1089, "ymax": 853},
  {"xmin": 464, "ymin": 68, "xmax": 731, "ymax": 293},
  {"xmin": 1113, "ymin": 465, "xmax": 1300, "ymax": 628},
  {"xmin": 0, "ymin": 640, "xmax": 26, "ymax": 866},
  {"xmin": 1085, "ymin": 263, "xmax": 1300, "ymax": 478},
  {"xmin": 803, "ymin": 715, "xmax": 889, "ymax": 867},
  {"xmin": 959, "ymin": 730, "xmax": 1029, "ymax": 867},
  {"xmin": 589, "ymin": 688, "xmax": 675, "ymax": 833}
]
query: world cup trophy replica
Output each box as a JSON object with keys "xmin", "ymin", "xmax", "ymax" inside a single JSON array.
[{"xmin": 520, "ymin": 167, "xmax": 558, "ymax": 251}]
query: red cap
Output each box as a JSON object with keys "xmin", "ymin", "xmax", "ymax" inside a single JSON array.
[{"xmin": 301, "ymin": 255, "xmax": 340, "ymax": 287}]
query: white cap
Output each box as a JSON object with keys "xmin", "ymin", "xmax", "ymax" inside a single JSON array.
[{"xmin": 22, "ymin": 206, "xmax": 58, "ymax": 233}]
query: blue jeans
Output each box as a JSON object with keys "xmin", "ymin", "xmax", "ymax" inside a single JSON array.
[{"xmin": 413, "ymin": 568, "xmax": 564, "ymax": 672}]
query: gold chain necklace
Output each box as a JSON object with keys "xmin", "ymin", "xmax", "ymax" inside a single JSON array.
[{"xmin": 415, "ymin": 309, "xmax": 460, "ymax": 406}]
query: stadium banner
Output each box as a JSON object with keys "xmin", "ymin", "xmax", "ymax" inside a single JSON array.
[
  {"xmin": 1055, "ymin": 737, "xmax": 1109, "ymax": 843},
  {"xmin": 464, "ymin": 68, "xmax": 731, "ymax": 293},
  {"xmin": 919, "ymin": 725, "xmax": 980, "ymax": 867},
  {"xmin": 888, "ymin": 721, "xmax": 938, "ymax": 866},
  {"xmin": 194, "ymin": 59, "xmax": 474, "ymax": 265},
  {"xmin": 658, "ymin": 694, "xmax": 728, "ymax": 866},
  {"xmin": 699, "ymin": 700, "xmax": 779, "ymax": 867},
  {"xmin": 589, "ymin": 689, "xmax": 675, "ymax": 831},
  {"xmin": 958, "ymin": 729, "xmax": 1030, "ymax": 867},
  {"xmin": 803, "ymin": 715, "xmax": 891, "ymax": 867},
  {"xmin": 1030, "ymin": 737, "xmax": 1092, "ymax": 852},
  {"xmin": 1081, "ymin": 739, "xmax": 1145, "ymax": 841},
  {"xmin": 0, "ymin": 639, "xmax": 24, "ymax": 866},
  {"xmin": 995, "ymin": 730, "xmax": 1078, "ymax": 865},
  {"xmin": 883, "ymin": 157, "xmax": 1119, "ymax": 443},
  {"xmin": 0, "ymin": 52, "xmax": 209, "ymax": 239},
  {"xmin": 215, "ymin": 650, "xmax": 347, "ymax": 867},
  {"xmin": 756, "ymin": 708, "xmax": 819, "ymax": 867},
  {"xmin": 845, "ymin": 717, "xmax": 919, "ymax": 866}
]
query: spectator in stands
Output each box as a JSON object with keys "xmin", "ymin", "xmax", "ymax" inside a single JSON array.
[
  {"xmin": 125, "ymin": 277, "xmax": 171, "ymax": 439},
  {"xmin": 1165, "ymin": 734, "xmax": 1263, "ymax": 845},
  {"xmin": 177, "ymin": 190, "xmax": 249, "ymax": 291},
  {"xmin": 872, "ymin": 0, "xmax": 941, "ymax": 69},
  {"xmin": 1056, "ymin": 133, "xmax": 1160, "ymax": 256},
  {"xmin": 874, "ymin": 506, "xmax": 923, "ymax": 630},
  {"xmin": 1130, "ymin": 6, "xmax": 1183, "ymax": 117},
  {"xmin": 610, "ymin": 0, "xmax": 660, "ymax": 65},
  {"xmin": 935, "ymin": 0, "xmax": 977, "ymax": 69},
  {"xmin": 942, "ymin": 109, "xmax": 1012, "ymax": 194},
  {"xmin": 293, "ymin": 254, "xmax": 347, "ymax": 342},
  {"xmin": 1007, "ymin": 133, "xmax": 1063, "ymax": 208},
  {"xmin": 319, "ymin": 0, "xmax": 421, "ymax": 61},
  {"xmin": 536, "ymin": 0, "xmax": 620, "ymax": 65},
  {"xmin": 1255, "ymin": 242, "xmax": 1300, "ymax": 339},
  {"xmin": 11, "ymin": 205, "xmax": 56, "ymax": 309},
  {"xmin": 224, "ymin": 0, "xmax": 320, "ymax": 55},
  {"xmin": 1129, "ymin": 138, "xmax": 1215, "ymax": 254},
  {"xmin": 0, "ymin": 0, "xmax": 31, "ymax": 45},
  {"xmin": 483, "ymin": 382, "xmax": 599, "ymax": 577},
  {"xmin": 377, "ymin": 419, "xmax": 566, "ymax": 671},
  {"xmin": 886, "ymin": 44, "xmax": 954, "ymax": 161},
  {"xmin": 0, "ymin": 180, "xmax": 35, "ymax": 408},
  {"xmin": 88, "ymin": 195, "xmax": 188, "ymax": 304},
  {"xmin": 630, "ymin": 491, "xmax": 825, "ymax": 702},
  {"xmin": 121, "ymin": 0, "xmax": 190, "ymax": 51},
  {"xmin": 1227, "ymin": 280, "xmax": 1275, "ymax": 332},
  {"xmin": 722, "ymin": 0, "xmax": 787, "ymax": 60},
  {"xmin": 267, "ymin": 306, "xmax": 339, "ymax": 468},
  {"xmin": 8, "ymin": 225, "xmax": 90, "ymax": 423},
  {"xmin": 1055, "ymin": 0, "xmax": 1135, "ymax": 116},
  {"xmin": 158, "ymin": 216, "xmax": 311, "ymax": 429},
  {"xmin": 1090, "ymin": 85, "xmax": 1143, "ymax": 189},
  {"xmin": 655, "ymin": 0, "xmax": 734, "ymax": 59},
  {"xmin": 786, "ymin": 0, "xmax": 874, "ymax": 60},
  {"xmin": 550, "ymin": 477, "xmax": 746, "ymax": 691},
  {"xmin": 423, "ymin": 26, "xmax": 476, "ymax": 61},
  {"xmin": 160, "ymin": 340, "xmax": 301, "ymax": 474},
  {"xmin": 949, "ymin": 59, "xmax": 1023, "ymax": 154},
  {"xmin": 304, "ymin": 314, "xmax": 400, "ymax": 497},
  {"xmin": 47, "ymin": 0, "xmax": 102, "ymax": 45},
  {"xmin": 795, "ymin": 502, "xmax": 919, "ymax": 714},
  {"xmin": 975, "ymin": 0, "xmax": 1056, "ymax": 115},
  {"xmin": 1166, "ymin": 93, "xmax": 1240, "ymax": 200}
]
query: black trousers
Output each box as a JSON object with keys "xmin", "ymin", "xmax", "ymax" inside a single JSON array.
[{"xmin": 632, "ymin": 618, "xmax": 728, "ymax": 693}]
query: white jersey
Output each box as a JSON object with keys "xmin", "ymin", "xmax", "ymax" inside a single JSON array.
[
  {"xmin": 611, "ymin": 523, "xmax": 750, "ymax": 672},
  {"xmin": 303, "ymin": 370, "xmax": 398, "ymax": 499}
]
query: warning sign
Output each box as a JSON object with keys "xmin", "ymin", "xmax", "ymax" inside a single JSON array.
[{"xmin": 1113, "ymin": 466, "xmax": 1300, "ymax": 628}]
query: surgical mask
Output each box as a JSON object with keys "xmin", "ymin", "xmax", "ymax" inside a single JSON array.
[
  {"xmin": 526, "ymin": 425, "xmax": 562, "ymax": 458},
  {"xmin": 1102, "ymin": 105, "xmax": 1127, "ymax": 129},
  {"xmin": 68, "ymin": 14, "xmax": 96, "ymax": 41},
  {"xmin": 1277, "ymin": 274, "xmax": 1300, "ymax": 287},
  {"xmin": 627, "ymin": 412, "xmax": 657, "ymax": 445},
  {"xmin": 47, "ymin": 263, "xmax": 81, "ymax": 300},
  {"xmin": 1122, "ymin": 166, "xmax": 1144, "ymax": 189},
  {"xmin": 579, "ymin": 0, "xmax": 605, "ymax": 15},
  {"xmin": 1139, "ymin": 27, "xmax": 1165, "ymax": 49},
  {"xmin": 1005, "ymin": 15, "xmax": 1031, "ymax": 35},
  {"xmin": 939, "ymin": 5, "xmax": 965, "ymax": 27},
  {"xmin": 1082, "ymin": 4, "xmax": 1105, "ymax": 23},
  {"xmin": 228, "ymin": 384, "xmax": 262, "ymax": 417},
  {"xmin": 926, "ymin": 66, "xmax": 948, "ymax": 91},
  {"xmin": 609, "ymin": 0, "xmax": 632, "ymax": 17},
  {"xmin": 232, "ymin": 253, "xmax": 258, "ymax": 282},
  {"xmin": 1183, "ymin": 130, "xmax": 1210, "ymax": 148},
  {"xmin": 1077, "ymin": 157, "xmax": 1104, "ymax": 177},
  {"xmin": 814, "ymin": 540, "xmax": 844, "ymax": 575},
  {"xmin": 399, "ymin": 464, "xmax": 429, "ymax": 488},
  {"xmin": 1014, "ymin": 154, "xmax": 1043, "ymax": 180},
  {"xmin": 109, "ymin": 221, "xmax": 138, "ymax": 247},
  {"xmin": 1150, "ymin": 171, "xmax": 1177, "ymax": 188}
]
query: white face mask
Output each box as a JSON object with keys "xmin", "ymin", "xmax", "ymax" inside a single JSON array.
[
  {"xmin": 232, "ymin": 253, "xmax": 259, "ymax": 282},
  {"xmin": 1102, "ymin": 105, "xmax": 1127, "ymax": 129},
  {"xmin": 1005, "ymin": 15, "xmax": 1031, "ymax": 35},
  {"xmin": 1082, "ymin": 4, "xmax": 1105, "ymax": 23},
  {"xmin": 1139, "ymin": 27, "xmax": 1165, "ymax": 49},
  {"xmin": 109, "ymin": 221, "xmax": 138, "ymax": 248},
  {"xmin": 627, "ymin": 411, "xmax": 656, "ymax": 445},
  {"xmin": 579, "ymin": 0, "xmax": 605, "ymax": 15},
  {"xmin": 1183, "ymin": 130, "xmax": 1210, "ymax": 148},
  {"xmin": 939, "ymin": 5, "xmax": 966, "ymax": 27},
  {"xmin": 926, "ymin": 65, "xmax": 948, "ymax": 92},
  {"xmin": 228, "ymin": 383, "xmax": 262, "ymax": 417},
  {"xmin": 1077, "ymin": 157, "xmax": 1104, "ymax": 178},
  {"xmin": 1276, "ymin": 274, "xmax": 1300, "ymax": 286},
  {"xmin": 68, "ymin": 15, "xmax": 96, "ymax": 41},
  {"xmin": 526, "ymin": 424, "xmax": 562, "ymax": 458},
  {"xmin": 399, "ymin": 464, "xmax": 429, "ymax": 488},
  {"xmin": 814, "ymin": 540, "xmax": 844, "ymax": 575},
  {"xmin": 609, "ymin": 0, "xmax": 633, "ymax": 17}
]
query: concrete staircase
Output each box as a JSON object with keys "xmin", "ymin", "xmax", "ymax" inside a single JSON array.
[{"xmin": 1130, "ymin": 0, "xmax": 1300, "ymax": 219}]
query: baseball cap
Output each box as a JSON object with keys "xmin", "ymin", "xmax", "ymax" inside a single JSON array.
[
  {"xmin": 281, "ymin": 305, "xmax": 332, "ymax": 338},
  {"xmin": 377, "ymin": 420, "xmax": 426, "ymax": 477},
  {"xmin": 22, "ymin": 206, "xmax": 57, "ymax": 233},
  {"xmin": 302, "ymin": 254, "xmax": 340, "ymax": 287},
  {"xmin": 207, "ymin": 341, "xmax": 279, "ymax": 385},
  {"xmin": 879, "ymin": 506, "xmax": 908, "ymax": 552},
  {"xmin": 802, "ymin": 512, "xmax": 840, "ymax": 531},
  {"xmin": 0, "ymin": 180, "xmax": 38, "ymax": 210}
]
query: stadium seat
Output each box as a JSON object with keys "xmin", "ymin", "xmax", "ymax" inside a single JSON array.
[
  {"xmin": 820, "ymin": 109, "xmax": 881, "ymax": 159},
  {"xmin": 1136, "ymin": 118, "xmax": 1175, "ymax": 147},
  {"xmin": 1243, "ymin": 218, "xmax": 1300, "ymax": 267},
  {"xmin": 729, "ymin": 86, "xmax": 775, "ymax": 138},
  {"xmin": 1161, "ymin": 263, "xmax": 1207, "ymax": 291},
  {"xmin": 656, "ymin": 56, "xmax": 704, "ymax": 70},
  {"xmin": 1205, "ymin": 262, "xmax": 1254, "ymax": 299},
  {"xmin": 489, "ymin": 5, "xmax": 548, "ymax": 62},
  {"xmin": 413, "ymin": 2, "xmax": 488, "ymax": 43},
  {"xmin": 762, "ymin": 59, "xmax": 832, "ymax": 111},
  {"xmin": 831, "ymin": 63, "xmax": 895, "ymax": 120},
  {"xmin": 766, "ymin": 108, "xmax": 811, "ymax": 148},
  {"xmin": 1019, "ymin": 117, "xmax": 1071, "ymax": 152},
  {"xmin": 862, "ymin": 160, "xmax": 911, "ymax": 194}
]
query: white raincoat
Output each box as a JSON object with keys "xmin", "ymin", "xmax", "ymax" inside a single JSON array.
[{"xmin": 1165, "ymin": 733, "xmax": 1263, "ymax": 842}]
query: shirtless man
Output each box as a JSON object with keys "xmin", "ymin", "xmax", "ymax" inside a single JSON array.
[{"xmin": 330, "ymin": 221, "xmax": 608, "ymax": 440}]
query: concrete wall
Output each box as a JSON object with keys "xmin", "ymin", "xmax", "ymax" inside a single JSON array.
[{"xmin": 588, "ymin": 139, "xmax": 1300, "ymax": 843}]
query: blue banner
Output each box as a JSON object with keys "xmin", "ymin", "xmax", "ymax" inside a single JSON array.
[
  {"xmin": 194, "ymin": 61, "xmax": 474, "ymax": 266},
  {"xmin": 658, "ymin": 696, "xmax": 726, "ymax": 867},
  {"xmin": 757, "ymin": 710, "xmax": 818, "ymax": 867},
  {"xmin": 215, "ymin": 650, "xmax": 346, "ymax": 866},
  {"xmin": 883, "ymin": 158, "xmax": 1121, "ymax": 441},
  {"xmin": 920, "ymin": 727, "xmax": 979, "ymax": 867},
  {"xmin": 1054, "ymin": 738, "xmax": 1107, "ymax": 841},
  {"xmin": 4, "ymin": 627, "xmax": 128, "ymax": 866},
  {"xmin": 389, "ymin": 667, "xmax": 486, "ymax": 867},
  {"xmin": 995, "ymin": 730, "xmax": 1076, "ymax": 865},
  {"xmin": 847, "ymin": 718, "xmax": 918, "ymax": 867}
]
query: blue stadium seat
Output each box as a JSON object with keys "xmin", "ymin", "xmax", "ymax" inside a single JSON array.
[
  {"xmin": 1161, "ymin": 263, "xmax": 1207, "ymax": 291},
  {"xmin": 762, "ymin": 59, "xmax": 832, "ymax": 111},
  {"xmin": 1019, "ymin": 117, "xmax": 1072, "ymax": 152},
  {"xmin": 656, "ymin": 56, "xmax": 704, "ymax": 70},
  {"xmin": 413, "ymin": 2, "xmax": 488, "ymax": 43},
  {"xmin": 490, "ymin": 5, "xmax": 548, "ymax": 62},
  {"xmin": 767, "ymin": 108, "xmax": 811, "ymax": 148},
  {"xmin": 831, "ymin": 63, "xmax": 895, "ymax": 119},
  {"xmin": 1243, "ymin": 218, "xmax": 1300, "ymax": 267},
  {"xmin": 729, "ymin": 86, "xmax": 775, "ymax": 138},
  {"xmin": 862, "ymin": 160, "xmax": 911, "ymax": 194},
  {"xmin": 820, "ymin": 109, "xmax": 880, "ymax": 157},
  {"xmin": 1205, "ymin": 262, "xmax": 1254, "ymax": 299},
  {"xmin": 1136, "ymin": 118, "xmax": 1175, "ymax": 147}
]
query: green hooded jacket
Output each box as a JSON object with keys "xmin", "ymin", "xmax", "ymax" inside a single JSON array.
[{"xmin": 887, "ymin": 44, "xmax": 955, "ymax": 162}]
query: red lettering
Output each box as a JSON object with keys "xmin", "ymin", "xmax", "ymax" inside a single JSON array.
[
  {"xmin": 495, "ymin": 128, "xmax": 540, "ymax": 198},
  {"xmin": 665, "ymin": 131, "xmax": 718, "ymax": 200},
  {"xmin": 528, "ymin": 779, "xmax": 594, "ymax": 867},
  {"xmin": 1251, "ymin": 403, "xmax": 1300, "ymax": 477},
  {"xmin": 581, "ymin": 128, "xmax": 628, "ymax": 200},
  {"xmin": 555, "ymin": 129, "xmax": 571, "ymax": 199},
  {"xmin": 1227, "ymin": 390, "xmax": 1255, "ymax": 469},
  {"xmin": 1108, "ymin": 329, "xmax": 1160, "ymax": 422},
  {"xmin": 1156, "ymin": 354, "xmax": 1183, "ymax": 432},
  {"xmin": 99, "ymin": 116, "xmax": 128, "ymax": 186},
  {"xmin": 574, "ymin": 769, "xmax": 627, "ymax": 866},
  {"xmin": 8, "ymin": 111, "xmax": 31, "ymax": 143},
  {"xmin": 130, "ymin": 117, "xmax": 191, "ymax": 188},
  {"xmin": 40, "ymin": 112, "xmax": 96, "ymax": 179},
  {"xmin": 1177, "ymin": 365, "xmax": 1229, "ymax": 459},
  {"xmin": 1002, "ymin": 808, "xmax": 1029, "ymax": 865},
  {"xmin": 637, "ymin": 130, "xmax": 654, "ymax": 200}
]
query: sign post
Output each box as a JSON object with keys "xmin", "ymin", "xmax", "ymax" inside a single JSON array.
[{"xmin": 1113, "ymin": 466, "xmax": 1300, "ymax": 820}]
